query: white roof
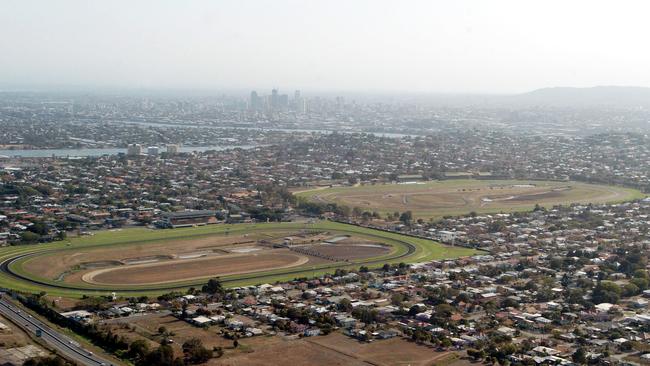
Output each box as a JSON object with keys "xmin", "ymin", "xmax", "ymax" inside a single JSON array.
[{"xmin": 192, "ymin": 316, "xmax": 212, "ymax": 324}]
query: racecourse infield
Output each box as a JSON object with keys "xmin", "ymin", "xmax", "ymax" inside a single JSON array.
[
  {"xmin": 296, "ymin": 179, "xmax": 644, "ymax": 218},
  {"xmin": 0, "ymin": 221, "xmax": 479, "ymax": 298}
]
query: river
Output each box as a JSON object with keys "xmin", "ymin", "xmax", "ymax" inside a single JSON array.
[{"xmin": 0, "ymin": 145, "xmax": 257, "ymax": 158}]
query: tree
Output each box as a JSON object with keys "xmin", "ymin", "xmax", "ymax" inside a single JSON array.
[
  {"xmin": 182, "ymin": 338, "xmax": 213, "ymax": 364},
  {"xmin": 623, "ymin": 283, "xmax": 640, "ymax": 297},
  {"xmin": 631, "ymin": 277, "xmax": 649, "ymax": 291},
  {"xmin": 338, "ymin": 298, "xmax": 352, "ymax": 312},
  {"xmin": 399, "ymin": 211, "xmax": 413, "ymax": 225},
  {"xmin": 140, "ymin": 344, "xmax": 177, "ymax": 366},
  {"xmin": 572, "ymin": 347, "xmax": 587, "ymax": 364},
  {"xmin": 434, "ymin": 303, "xmax": 455, "ymax": 320},
  {"xmin": 467, "ymin": 349, "xmax": 485, "ymax": 361},
  {"xmin": 20, "ymin": 231, "xmax": 41, "ymax": 243},
  {"xmin": 202, "ymin": 278, "xmax": 225, "ymax": 295},
  {"xmin": 411, "ymin": 328, "xmax": 431, "ymax": 344},
  {"xmin": 352, "ymin": 307, "xmax": 378, "ymax": 324},
  {"xmin": 128, "ymin": 339, "xmax": 150, "ymax": 361},
  {"xmin": 592, "ymin": 281, "xmax": 622, "ymax": 304}
]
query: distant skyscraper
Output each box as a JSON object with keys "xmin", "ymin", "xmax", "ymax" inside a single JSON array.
[
  {"xmin": 336, "ymin": 96, "xmax": 345, "ymax": 109},
  {"xmin": 250, "ymin": 91, "xmax": 260, "ymax": 111},
  {"xmin": 299, "ymin": 98, "xmax": 307, "ymax": 114},
  {"xmin": 127, "ymin": 144, "xmax": 142, "ymax": 156},
  {"xmin": 279, "ymin": 94, "xmax": 289, "ymax": 109},
  {"xmin": 293, "ymin": 90, "xmax": 303, "ymax": 112},
  {"xmin": 166, "ymin": 144, "xmax": 179, "ymax": 155},
  {"xmin": 271, "ymin": 88, "xmax": 279, "ymax": 110},
  {"xmin": 147, "ymin": 146, "xmax": 159, "ymax": 156}
]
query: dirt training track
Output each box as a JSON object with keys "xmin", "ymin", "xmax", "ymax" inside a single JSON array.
[{"xmin": 85, "ymin": 251, "xmax": 309, "ymax": 285}]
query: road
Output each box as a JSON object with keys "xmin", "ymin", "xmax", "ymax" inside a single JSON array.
[{"xmin": 0, "ymin": 296, "xmax": 117, "ymax": 366}]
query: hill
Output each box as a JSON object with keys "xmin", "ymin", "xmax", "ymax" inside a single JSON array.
[{"xmin": 509, "ymin": 86, "xmax": 650, "ymax": 108}]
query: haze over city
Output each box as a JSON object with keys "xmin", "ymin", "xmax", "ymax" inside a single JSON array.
[
  {"xmin": 3, "ymin": 0, "xmax": 650, "ymax": 93},
  {"xmin": 6, "ymin": 2, "xmax": 650, "ymax": 366}
]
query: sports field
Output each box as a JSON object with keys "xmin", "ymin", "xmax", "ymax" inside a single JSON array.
[
  {"xmin": 297, "ymin": 180, "xmax": 644, "ymax": 218},
  {"xmin": 0, "ymin": 221, "xmax": 478, "ymax": 298}
]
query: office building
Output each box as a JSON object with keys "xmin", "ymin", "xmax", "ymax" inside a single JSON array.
[
  {"xmin": 127, "ymin": 144, "xmax": 142, "ymax": 156},
  {"xmin": 166, "ymin": 144, "xmax": 179, "ymax": 155}
]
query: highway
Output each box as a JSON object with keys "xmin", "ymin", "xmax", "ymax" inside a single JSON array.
[{"xmin": 0, "ymin": 296, "xmax": 116, "ymax": 366}]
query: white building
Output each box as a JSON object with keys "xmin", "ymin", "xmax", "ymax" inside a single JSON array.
[
  {"xmin": 437, "ymin": 230, "xmax": 458, "ymax": 243},
  {"xmin": 147, "ymin": 146, "xmax": 160, "ymax": 156}
]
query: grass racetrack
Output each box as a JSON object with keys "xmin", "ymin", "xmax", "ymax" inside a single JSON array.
[
  {"xmin": 297, "ymin": 180, "xmax": 644, "ymax": 218},
  {"xmin": 0, "ymin": 221, "xmax": 479, "ymax": 298}
]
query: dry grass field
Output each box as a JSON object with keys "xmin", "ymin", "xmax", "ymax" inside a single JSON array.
[
  {"xmin": 0, "ymin": 315, "xmax": 35, "ymax": 348},
  {"xmin": 308, "ymin": 332, "xmax": 454, "ymax": 366},
  {"xmin": 297, "ymin": 179, "xmax": 643, "ymax": 218},
  {"xmin": 211, "ymin": 332, "xmax": 455, "ymax": 366}
]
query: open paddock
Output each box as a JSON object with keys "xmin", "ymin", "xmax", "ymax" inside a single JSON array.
[
  {"xmin": 307, "ymin": 332, "xmax": 454, "ymax": 366},
  {"xmin": 297, "ymin": 180, "xmax": 643, "ymax": 218}
]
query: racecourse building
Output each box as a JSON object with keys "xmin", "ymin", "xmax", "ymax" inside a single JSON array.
[{"xmin": 162, "ymin": 210, "xmax": 217, "ymax": 228}]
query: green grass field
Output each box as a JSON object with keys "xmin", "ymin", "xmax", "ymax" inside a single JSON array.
[
  {"xmin": 297, "ymin": 180, "xmax": 644, "ymax": 219},
  {"xmin": 0, "ymin": 221, "xmax": 478, "ymax": 298}
]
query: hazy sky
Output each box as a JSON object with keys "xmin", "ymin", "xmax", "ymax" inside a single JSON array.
[{"xmin": 2, "ymin": 0, "xmax": 650, "ymax": 93}]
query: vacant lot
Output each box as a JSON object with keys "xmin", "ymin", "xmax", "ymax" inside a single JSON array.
[
  {"xmin": 212, "ymin": 332, "xmax": 456, "ymax": 366},
  {"xmin": 308, "ymin": 332, "xmax": 453, "ymax": 366},
  {"xmin": 0, "ymin": 315, "xmax": 35, "ymax": 348},
  {"xmin": 212, "ymin": 338, "xmax": 367, "ymax": 366},
  {"xmin": 298, "ymin": 180, "xmax": 643, "ymax": 218},
  {"xmin": 126, "ymin": 314, "xmax": 359, "ymax": 365}
]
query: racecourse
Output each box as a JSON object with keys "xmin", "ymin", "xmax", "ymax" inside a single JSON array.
[
  {"xmin": 0, "ymin": 221, "xmax": 478, "ymax": 298},
  {"xmin": 297, "ymin": 179, "xmax": 644, "ymax": 218}
]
